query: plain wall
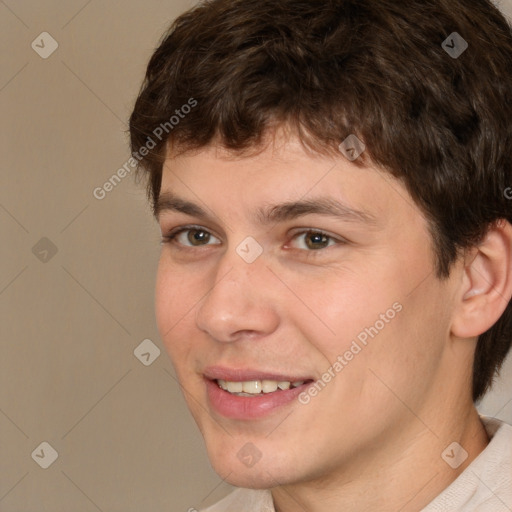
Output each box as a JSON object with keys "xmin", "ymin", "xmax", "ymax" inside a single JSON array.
[{"xmin": 1, "ymin": 1, "xmax": 511, "ymax": 510}]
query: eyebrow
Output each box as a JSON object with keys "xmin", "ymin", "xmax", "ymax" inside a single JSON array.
[{"xmin": 155, "ymin": 191, "xmax": 378, "ymax": 226}]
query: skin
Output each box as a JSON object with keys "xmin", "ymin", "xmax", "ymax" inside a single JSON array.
[{"xmin": 154, "ymin": 125, "xmax": 512, "ymax": 511}]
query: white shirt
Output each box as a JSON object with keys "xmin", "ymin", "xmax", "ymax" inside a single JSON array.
[{"xmin": 201, "ymin": 416, "xmax": 512, "ymax": 512}]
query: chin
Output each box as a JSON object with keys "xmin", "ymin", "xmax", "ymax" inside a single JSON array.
[
  {"xmin": 211, "ymin": 461, "xmax": 286, "ymax": 490},
  {"xmin": 224, "ymin": 471, "xmax": 277, "ymax": 489},
  {"xmin": 205, "ymin": 441, "xmax": 302, "ymax": 489}
]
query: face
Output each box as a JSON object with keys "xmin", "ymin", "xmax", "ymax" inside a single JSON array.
[{"xmin": 155, "ymin": 128, "xmax": 459, "ymax": 489}]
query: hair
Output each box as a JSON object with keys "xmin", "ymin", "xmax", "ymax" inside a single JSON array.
[{"xmin": 129, "ymin": 0, "xmax": 512, "ymax": 402}]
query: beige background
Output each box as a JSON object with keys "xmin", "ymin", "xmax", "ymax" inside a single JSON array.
[{"xmin": 1, "ymin": 1, "xmax": 511, "ymax": 511}]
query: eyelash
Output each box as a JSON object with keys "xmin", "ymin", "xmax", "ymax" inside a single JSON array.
[{"xmin": 160, "ymin": 224, "xmax": 344, "ymax": 253}]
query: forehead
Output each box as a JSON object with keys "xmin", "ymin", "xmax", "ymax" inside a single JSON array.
[{"xmin": 160, "ymin": 130, "xmax": 421, "ymax": 231}]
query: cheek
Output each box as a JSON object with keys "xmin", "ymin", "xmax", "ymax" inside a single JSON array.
[
  {"xmin": 155, "ymin": 261, "xmax": 176, "ymax": 336},
  {"xmin": 155, "ymin": 259, "xmax": 196, "ymax": 361},
  {"xmin": 286, "ymin": 247, "xmax": 446, "ymax": 396},
  {"xmin": 284, "ymin": 261, "xmax": 403, "ymax": 361},
  {"xmin": 350, "ymin": 278, "xmax": 452, "ymax": 412}
]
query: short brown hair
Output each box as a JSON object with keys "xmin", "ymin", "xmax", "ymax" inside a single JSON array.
[{"xmin": 129, "ymin": 0, "xmax": 512, "ymax": 402}]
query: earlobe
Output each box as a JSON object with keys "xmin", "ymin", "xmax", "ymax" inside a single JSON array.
[{"xmin": 451, "ymin": 219, "xmax": 512, "ymax": 339}]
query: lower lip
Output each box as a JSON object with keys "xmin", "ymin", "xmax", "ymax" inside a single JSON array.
[{"xmin": 205, "ymin": 379, "xmax": 311, "ymax": 419}]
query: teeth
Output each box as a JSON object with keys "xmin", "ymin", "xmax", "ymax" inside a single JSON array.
[
  {"xmin": 216, "ymin": 379, "xmax": 306, "ymax": 395},
  {"xmin": 261, "ymin": 380, "xmax": 278, "ymax": 393},
  {"xmin": 242, "ymin": 380, "xmax": 262, "ymax": 394},
  {"xmin": 223, "ymin": 380, "xmax": 243, "ymax": 393}
]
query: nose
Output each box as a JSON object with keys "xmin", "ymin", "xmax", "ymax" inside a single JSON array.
[{"xmin": 194, "ymin": 246, "xmax": 280, "ymax": 343}]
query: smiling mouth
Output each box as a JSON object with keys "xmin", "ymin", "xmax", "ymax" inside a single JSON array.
[{"xmin": 215, "ymin": 378, "xmax": 314, "ymax": 396}]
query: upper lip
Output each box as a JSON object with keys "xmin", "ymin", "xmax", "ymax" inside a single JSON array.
[{"xmin": 203, "ymin": 365, "xmax": 314, "ymax": 382}]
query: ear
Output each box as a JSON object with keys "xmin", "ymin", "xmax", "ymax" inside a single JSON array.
[{"xmin": 451, "ymin": 219, "xmax": 512, "ymax": 338}]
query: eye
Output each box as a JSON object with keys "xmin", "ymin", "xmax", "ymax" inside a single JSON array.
[
  {"xmin": 161, "ymin": 226, "xmax": 344, "ymax": 252},
  {"xmin": 288, "ymin": 230, "xmax": 340, "ymax": 251},
  {"xmin": 161, "ymin": 225, "xmax": 221, "ymax": 247}
]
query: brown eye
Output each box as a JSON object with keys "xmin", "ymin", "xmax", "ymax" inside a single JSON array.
[
  {"xmin": 186, "ymin": 228, "xmax": 211, "ymax": 246},
  {"xmin": 289, "ymin": 230, "xmax": 337, "ymax": 251},
  {"xmin": 304, "ymin": 232, "xmax": 330, "ymax": 250},
  {"xmin": 160, "ymin": 226, "xmax": 221, "ymax": 247}
]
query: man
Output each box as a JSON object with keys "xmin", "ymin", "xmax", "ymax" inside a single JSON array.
[{"xmin": 129, "ymin": 0, "xmax": 512, "ymax": 510}]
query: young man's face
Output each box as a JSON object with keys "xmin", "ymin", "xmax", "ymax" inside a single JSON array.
[{"xmin": 155, "ymin": 128, "xmax": 464, "ymax": 488}]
